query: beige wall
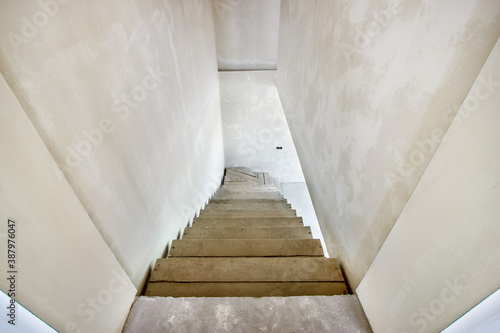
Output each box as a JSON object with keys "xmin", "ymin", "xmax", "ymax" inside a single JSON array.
[
  {"xmin": 276, "ymin": 0, "xmax": 500, "ymax": 292},
  {"xmin": 0, "ymin": 0, "xmax": 223, "ymax": 330},
  {"xmin": 357, "ymin": 37, "xmax": 500, "ymax": 333},
  {"xmin": 0, "ymin": 73, "xmax": 136, "ymax": 333}
]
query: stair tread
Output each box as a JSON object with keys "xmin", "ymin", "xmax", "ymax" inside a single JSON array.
[
  {"xmin": 227, "ymin": 167, "xmax": 256, "ymax": 177},
  {"xmin": 124, "ymin": 295, "xmax": 370, "ymax": 332},
  {"xmin": 199, "ymin": 209, "xmax": 297, "ymax": 218},
  {"xmin": 169, "ymin": 239, "xmax": 324, "ymax": 257},
  {"xmin": 224, "ymin": 174, "xmax": 250, "ymax": 182},
  {"xmin": 224, "ymin": 181, "xmax": 267, "ymax": 186},
  {"xmin": 225, "ymin": 169, "xmax": 262, "ymax": 183},
  {"xmin": 182, "ymin": 226, "xmax": 313, "ymax": 239},
  {"xmin": 204, "ymin": 200, "xmax": 291, "ymax": 210},
  {"xmin": 192, "ymin": 217, "xmax": 303, "ymax": 227},
  {"xmin": 150, "ymin": 257, "xmax": 344, "ymax": 282},
  {"xmin": 219, "ymin": 185, "xmax": 278, "ymax": 191}
]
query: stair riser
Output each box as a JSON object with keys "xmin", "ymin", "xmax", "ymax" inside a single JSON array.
[{"xmin": 146, "ymin": 282, "xmax": 348, "ymax": 297}]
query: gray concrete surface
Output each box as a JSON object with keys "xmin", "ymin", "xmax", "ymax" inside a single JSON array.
[{"xmin": 123, "ymin": 295, "xmax": 372, "ymax": 333}]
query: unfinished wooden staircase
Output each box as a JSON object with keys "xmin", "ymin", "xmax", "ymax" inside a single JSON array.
[{"xmin": 145, "ymin": 168, "xmax": 348, "ymax": 297}]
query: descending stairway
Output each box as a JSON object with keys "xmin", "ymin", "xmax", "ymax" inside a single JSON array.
[
  {"xmin": 145, "ymin": 167, "xmax": 348, "ymax": 297},
  {"xmin": 124, "ymin": 168, "xmax": 372, "ymax": 332}
]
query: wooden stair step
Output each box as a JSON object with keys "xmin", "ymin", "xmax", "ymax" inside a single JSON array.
[
  {"xmin": 169, "ymin": 239, "xmax": 324, "ymax": 257},
  {"xmin": 198, "ymin": 209, "xmax": 297, "ymax": 218},
  {"xmin": 149, "ymin": 257, "xmax": 344, "ymax": 282},
  {"xmin": 192, "ymin": 217, "xmax": 303, "ymax": 227},
  {"xmin": 145, "ymin": 281, "xmax": 347, "ymax": 297},
  {"xmin": 182, "ymin": 226, "xmax": 312, "ymax": 239}
]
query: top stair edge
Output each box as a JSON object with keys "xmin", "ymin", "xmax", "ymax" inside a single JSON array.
[
  {"xmin": 226, "ymin": 167, "xmax": 255, "ymax": 177},
  {"xmin": 222, "ymin": 168, "xmax": 281, "ymax": 194}
]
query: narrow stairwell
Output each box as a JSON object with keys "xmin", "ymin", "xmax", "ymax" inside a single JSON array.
[{"xmin": 123, "ymin": 168, "xmax": 372, "ymax": 332}]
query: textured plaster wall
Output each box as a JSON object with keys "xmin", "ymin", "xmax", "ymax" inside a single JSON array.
[
  {"xmin": 220, "ymin": 70, "xmax": 303, "ymax": 183},
  {"xmin": 357, "ymin": 38, "xmax": 500, "ymax": 333},
  {"xmin": 0, "ymin": 73, "xmax": 136, "ymax": 333},
  {"xmin": 213, "ymin": 0, "xmax": 280, "ymax": 70},
  {"xmin": 276, "ymin": 0, "xmax": 500, "ymax": 292},
  {"xmin": 0, "ymin": 0, "xmax": 224, "ymax": 295}
]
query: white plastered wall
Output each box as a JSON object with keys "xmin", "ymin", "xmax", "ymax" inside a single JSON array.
[
  {"xmin": 0, "ymin": 0, "xmax": 225, "ymax": 292},
  {"xmin": 276, "ymin": 0, "xmax": 500, "ymax": 291},
  {"xmin": 0, "ymin": 73, "xmax": 136, "ymax": 333},
  {"xmin": 357, "ymin": 37, "xmax": 500, "ymax": 333},
  {"xmin": 220, "ymin": 70, "xmax": 303, "ymax": 183}
]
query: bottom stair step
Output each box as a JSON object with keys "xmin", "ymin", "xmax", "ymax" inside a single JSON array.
[{"xmin": 123, "ymin": 296, "xmax": 372, "ymax": 333}]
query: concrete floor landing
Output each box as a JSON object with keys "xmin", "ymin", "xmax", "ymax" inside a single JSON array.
[{"xmin": 123, "ymin": 295, "xmax": 372, "ymax": 333}]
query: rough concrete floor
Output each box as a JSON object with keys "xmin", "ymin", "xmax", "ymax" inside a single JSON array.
[{"xmin": 123, "ymin": 295, "xmax": 372, "ymax": 333}]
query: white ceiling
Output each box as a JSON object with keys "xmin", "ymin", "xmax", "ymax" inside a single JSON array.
[{"xmin": 213, "ymin": 0, "xmax": 280, "ymax": 70}]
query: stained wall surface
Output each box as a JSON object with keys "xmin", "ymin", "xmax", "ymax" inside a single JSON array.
[
  {"xmin": 0, "ymin": 0, "xmax": 224, "ymax": 289},
  {"xmin": 357, "ymin": 37, "xmax": 500, "ymax": 333},
  {"xmin": 276, "ymin": 0, "xmax": 500, "ymax": 290},
  {"xmin": 276, "ymin": 0, "xmax": 500, "ymax": 331},
  {"xmin": 0, "ymin": 0, "xmax": 224, "ymax": 330}
]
